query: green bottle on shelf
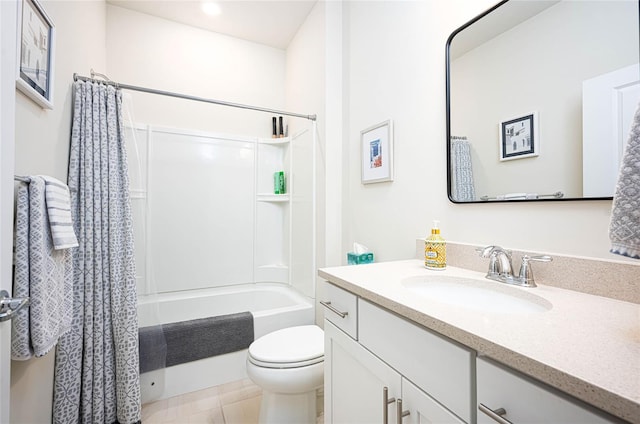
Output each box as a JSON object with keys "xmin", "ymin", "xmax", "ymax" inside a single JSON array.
[{"xmin": 274, "ymin": 171, "xmax": 285, "ymax": 194}]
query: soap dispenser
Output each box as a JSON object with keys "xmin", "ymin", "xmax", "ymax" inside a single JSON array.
[{"xmin": 425, "ymin": 220, "xmax": 446, "ymax": 270}]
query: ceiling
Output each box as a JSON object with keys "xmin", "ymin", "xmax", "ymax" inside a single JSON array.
[{"xmin": 107, "ymin": 0, "xmax": 318, "ymax": 49}]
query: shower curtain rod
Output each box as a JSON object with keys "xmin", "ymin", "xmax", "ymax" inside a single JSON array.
[{"xmin": 72, "ymin": 73, "xmax": 317, "ymax": 121}]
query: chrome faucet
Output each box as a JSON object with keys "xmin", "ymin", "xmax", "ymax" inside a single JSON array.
[
  {"xmin": 479, "ymin": 245, "xmax": 514, "ymax": 279},
  {"xmin": 478, "ymin": 245, "xmax": 552, "ymax": 288}
]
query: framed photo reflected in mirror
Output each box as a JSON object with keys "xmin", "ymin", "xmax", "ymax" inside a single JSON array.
[{"xmin": 499, "ymin": 112, "xmax": 539, "ymax": 161}]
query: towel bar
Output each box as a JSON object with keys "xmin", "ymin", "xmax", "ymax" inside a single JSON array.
[{"xmin": 0, "ymin": 290, "xmax": 30, "ymax": 322}]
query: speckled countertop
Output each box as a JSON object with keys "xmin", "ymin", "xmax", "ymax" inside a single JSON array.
[{"xmin": 318, "ymin": 260, "xmax": 640, "ymax": 424}]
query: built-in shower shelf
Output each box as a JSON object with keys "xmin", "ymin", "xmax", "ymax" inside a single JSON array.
[
  {"xmin": 258, "ymin": 136, "xmax": 290, "ymax": 145},
  {"xmin": 256, "ymin": 264, "xmax": 289, "ymax": 283},
  {"xmin": 258, "ymin": 264, "xmax": 288, "ymax": 270},
  {"xmin": 257, "ymin": 193, "xmax": 290, "ymax": 202}
]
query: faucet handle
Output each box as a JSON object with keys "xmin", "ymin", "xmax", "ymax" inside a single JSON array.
[
  {"xmin": 527, "ymin": 255, "xmax": 553, "ymax": 262},
  {"xmin": 518, "ymin": 255, "xmax": 552, "ymax": 287}
]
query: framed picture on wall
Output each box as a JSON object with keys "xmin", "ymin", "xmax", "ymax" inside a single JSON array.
[
  {"xmin": 361, "ymin": 120, "xmax": 394, "ymax": 184},
  {"xmin": 16, "ymin": 0, "xmax": 55, "ymax": 110},
  {"xmin": 499, "ymin": 112, "xmax": 539, "ymax": 161}
]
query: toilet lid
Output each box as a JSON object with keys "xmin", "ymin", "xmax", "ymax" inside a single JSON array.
[{"xmin": 248, "ymin": 325, "xmax": 324, "ymax": 368}]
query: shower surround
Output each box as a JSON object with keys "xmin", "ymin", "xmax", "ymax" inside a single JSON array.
[{"xmin": 125, "ymin": 123, "xmax": 316, "ymax": 403}]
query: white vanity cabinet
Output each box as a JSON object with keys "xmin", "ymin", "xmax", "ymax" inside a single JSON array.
[
  {"xmin": 402, "ymin": 378, "xmax": 467, "ymax": 424},
  {"xmin": 324, "ymin": 321, "xmax": 402, "ymax": 424},
  {"xmin": 322, "ymin": 282, "xmax": 623, "ymax": 424},
  {"xmin": 476, "ymin": 357, "xmax": 619, "ymax": 424},
  {"xmin": 323, "ymin": 283, "xmax": 472, "ymax": 424},
  {"xmin": 359, "ymin": 299, "xmax": 474, "ymax": 423},
  {"xmin": 319, "ymin": 260, "xmax": 638, "ymax": 424},
  {"xmin": 324, "ymin": 321, "xmax": 464, "ymax": 424}
]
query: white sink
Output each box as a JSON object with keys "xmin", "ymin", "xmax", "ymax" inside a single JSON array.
[{"xmin": 401, "ymin": 275, "xmax": 552, "ymax": 314}]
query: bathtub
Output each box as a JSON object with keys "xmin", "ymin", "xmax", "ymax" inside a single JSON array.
[{"xmin": 137, "ymin": 283, "xmax": 314, "ymax": 404}]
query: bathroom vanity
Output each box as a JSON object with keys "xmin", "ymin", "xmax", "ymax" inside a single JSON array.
[{"xmin": 319, "ymin": 260, "xmax": 639, "ymax": 424}]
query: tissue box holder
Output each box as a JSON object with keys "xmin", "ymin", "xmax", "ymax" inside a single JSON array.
[{"xmin": 347, "ymin": 252, "xmax": 374, "ymax": 265}]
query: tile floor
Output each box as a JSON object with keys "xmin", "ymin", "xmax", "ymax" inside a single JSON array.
[{"xmin": 141, "ymin": 378, "xmax": 324, "ymax": 424}]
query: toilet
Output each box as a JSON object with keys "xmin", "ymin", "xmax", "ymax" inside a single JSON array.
[{"xmin": 246, "ymin": 325, "xmax": 324, "ymax": 424}]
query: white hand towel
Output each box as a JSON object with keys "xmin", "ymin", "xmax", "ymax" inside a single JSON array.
[
  {"xmin": 41, "ymin": 176, "xmax": 78, "ymax": 250},
  {"xmin": 11, "ymin": 177, "xmax": 74, "ymax": 360},
  {"xmin": 610, "ymin": 102, "xmax": 640, "ymax": 259}
]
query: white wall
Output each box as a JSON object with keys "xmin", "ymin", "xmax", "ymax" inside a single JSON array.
[
  {"xmin": 345, "ymin": 0, "xmax": 465, "ymax": 261},
  {"xmin": 451, "ymin": 1, "xmax": 638, "ymax": 198},
  {"xmin": 343, "ymin": 0, "xmax": 628, "ymax": 263},
  {"xmin": 109, "ymin": 4, "xmax": 324, "ymax": 298},
  {"xmin": 286, "ymin": 2, "xmax": 327, "ymax": 298},
  {"xmin": 15, "ymin": 1, "xmax": 106, "ymax": 179},
  {"xmin": 11, "ymin": 2, "xmax": 107, "ymax": 423},
  {"xmin": 106, "ymin": 4, "xmax": 286, "ymax": 137}
]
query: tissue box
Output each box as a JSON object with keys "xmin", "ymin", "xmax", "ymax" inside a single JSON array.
[{"xmin": 347, "ymin": 252, "xmax": 374, "ymax": 265}]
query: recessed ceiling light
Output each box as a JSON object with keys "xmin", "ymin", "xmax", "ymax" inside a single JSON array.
[{"xmin": 201, "ymin": 2, "xmax": 221, "ymax": 16}]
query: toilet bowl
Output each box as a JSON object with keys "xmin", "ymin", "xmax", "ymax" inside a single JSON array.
[{"xmin": 246, "ymin": 325, "xmax": 324, "ymax": 424}]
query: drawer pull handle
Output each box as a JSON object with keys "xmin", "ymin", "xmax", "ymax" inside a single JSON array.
[
  {"xmin": 383, "ymin": 387, "xmax": 395, "ymax": 424},
  {"xmin": 397, "ymin": 398, "xmax": 410, "ymax": 423},
  {"xmin": 320, "ymin": 301, "xmax": 348, "ymax": 318},
  {"xmin": 479, "ymin": 403, "xmax": 513, "ymax": 424}
]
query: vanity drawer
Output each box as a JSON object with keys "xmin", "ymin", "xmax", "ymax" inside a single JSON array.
[
  {"xmin": 359, "ymin": 299, "xmax": 474, "ymax": 423},
  {"xmin": 477, "ymin": 357, "xmax": 618, "ymax": 424},
  {"xmin": 320, "ymin": 283, "xmax": 358, "ymax": 339}
]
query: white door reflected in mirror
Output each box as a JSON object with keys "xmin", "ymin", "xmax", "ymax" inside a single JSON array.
[{"xmin": 583, "ymin": 64, "xmax": 640, "ymax": 198}]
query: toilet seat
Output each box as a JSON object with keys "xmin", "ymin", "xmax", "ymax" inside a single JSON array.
[{"xmin": 248, "ymin": 325, "xmax": 324, "ymax": 369}]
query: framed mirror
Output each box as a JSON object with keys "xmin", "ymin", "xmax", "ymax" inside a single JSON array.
[{"xmin": 446, "ymin": 0, "xmax": 640, "ymax": 203}]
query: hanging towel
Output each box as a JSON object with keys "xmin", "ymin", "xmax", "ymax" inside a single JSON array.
[
  {"xmin": 451, "ymin": 137, "xmax": 476, "ymax": 201},
  {"xmin": 11, "ymin": 177, "xmax": 74, "ymax": 360},
  {"xmin": 610, "ymin": 102, "xmax": 640, "ymax": 259},
  {"xmin": 41, "ymin": 176, "xmax": 78, "ymax": 250}
]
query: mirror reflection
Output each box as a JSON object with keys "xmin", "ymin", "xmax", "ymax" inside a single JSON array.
[{"xmin": 447, "ymin": 0, "xmax": 639, "ymax": 202}]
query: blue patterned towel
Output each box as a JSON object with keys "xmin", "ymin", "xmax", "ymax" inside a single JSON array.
[
  {"xmin": 41, "ymin": 176, "xmax": 78, "ymax": 250},
  {"xmin": 610, "ymin": 102, "xmax": 640, "ymax": 259},
  {"xmin": 11, "ymin": 177, "xmax": 74, "ymax": 359}
]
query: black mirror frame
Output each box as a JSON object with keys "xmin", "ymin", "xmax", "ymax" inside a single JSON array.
[{"xmin": 445, "ymin": 0, "xmax": 618, "ymax": 204}]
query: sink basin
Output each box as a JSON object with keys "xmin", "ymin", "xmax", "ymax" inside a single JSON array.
[{"xmin": 401, "ymin": 275, "xmax": 552, "ymax": 314}]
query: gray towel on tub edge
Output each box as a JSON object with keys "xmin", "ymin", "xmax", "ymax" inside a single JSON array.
[
  {"xmin": 138, "ymin": 325, "xmax": 168, "ymax": 374},
  {"xmin": 139, "ymin": 311, "xmax": 254, "ymax": 373}
]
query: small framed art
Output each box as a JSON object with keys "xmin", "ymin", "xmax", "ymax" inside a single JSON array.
[
  {"xmin": 361, "ymin": 119, "xmax": 394, "ymax": 184},
  {"xmin": 16, "ymin": 0, "xmax": 55, "ymax": 109},
  {"xmin": 499, "ymin": 112, "xmax": 538, "ymax": 161}
]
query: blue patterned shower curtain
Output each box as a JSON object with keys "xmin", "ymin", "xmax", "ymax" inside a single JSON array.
[
  {"xmin": 53, "ymin": 81, "xmax": 141, "ymax": 424},
  {"xmin": 451, "ymin": 138, "xmax": 476, "ymax": 202}
]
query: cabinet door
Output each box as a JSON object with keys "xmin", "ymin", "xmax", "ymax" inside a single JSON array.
[
  {"xmin": 477, "ymin": 357, "xmax": 618, "ymax": 424},
  {"xmin": 325, "ymin": 320, "xmax": 402, "ymax": 424},
  {"xmin": 402, "ymin": 378, "xmax": 465, "ymax": 424},
  {"xmin": 359, "ymin": 300, "xmax": 474, "ymax": 422}
]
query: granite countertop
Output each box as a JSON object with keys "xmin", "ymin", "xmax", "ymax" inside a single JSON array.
[{"xmin": 318, "ymin": 259, "xmax": 640, "ymax": 424}]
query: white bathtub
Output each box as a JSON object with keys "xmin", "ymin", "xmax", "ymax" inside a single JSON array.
[{"xmin": 137, "ymin": 283, "xmax": 314, "ymax": 404}]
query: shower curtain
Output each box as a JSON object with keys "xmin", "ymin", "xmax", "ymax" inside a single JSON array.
[
  {"xmin": 53, "ymin": 81, "xmax": 141, "ymax": 424},
  {"xmin": 451, "ymin": 137, "xmax": 476, "ymax": 202}
]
